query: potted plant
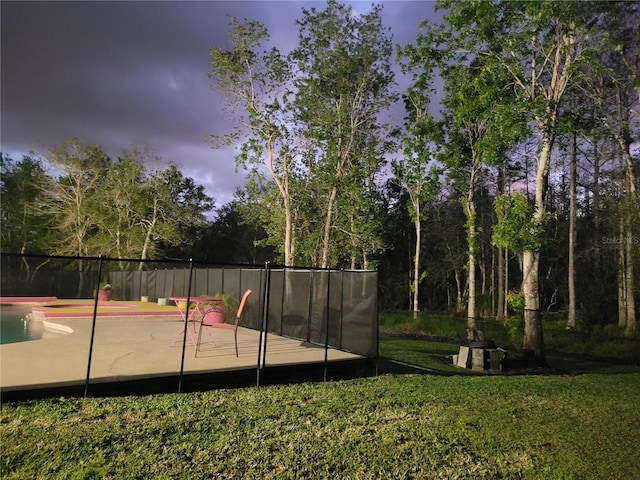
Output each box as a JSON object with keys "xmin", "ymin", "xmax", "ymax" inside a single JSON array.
[
  {"xmin": 98, "ymin": 283, "xmax": 113, "ymax": 301},
  {"xmin": 202, "ymin": 293, "xmax": 239, "ymax": 324}
]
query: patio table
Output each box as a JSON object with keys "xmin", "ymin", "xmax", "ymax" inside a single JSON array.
[{"xmin": 169, "ymin": 296, "xmax": 220, "ymax": 348}]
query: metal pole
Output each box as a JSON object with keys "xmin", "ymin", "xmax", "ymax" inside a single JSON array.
[
  {"xmin": 84, "ymin": 256, "xmax": 103, "ymax": 398},
  {"xmin": 323, "ymin": 269, "xmax": 331, "ymax": 382},
  {"xmin": 375, "ymin": 270, "xmax": 380, "ymax": 376},
  {"xmin": 261, "ymin": 262, "xmax": 271, "ymax": 373},
  {"xmin": 339, "ymin": 268, "xmax": 344, "ymax": 350},
  {"xmin": 177, "ymin": 259, "xmax": 194, "ymax": 393},
  {"xmin": 306, "ymin": 270, "xmax": 314, "ymax": 343},
  {"xmin": 256, "ymin": 261, "xmax": 270, "ymax": 387}
]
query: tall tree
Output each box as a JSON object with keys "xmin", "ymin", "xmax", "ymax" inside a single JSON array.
[
  {"xmin": 292, "ymin": 0, "xmax": 397, "ymax": 268},
  {"xmin": 209, "ymin": 17, "xmax": 297, "ymax": 265},
  {"xmin": 586, "ymin": 1, "xmax": 640, "ymax": 331},
  {"xmin": 440, "ymin": 62, "xmax": 526, "ymax": 340},
  {"xmin": 36, "ymin": 138, "xmax": 110, "ymax": 295},
  {"xmin": 401, "ymin": 14, "xmax": 527, "ymax": 336},
  {"xmin": 0, "ymin": 154, "xmax": 52, "ymax": 255},
  {"xmin": 34, "ymin": 139, "xmax": 213, "ymax": 268},
  {"xmin": 391, "ymin": 150, "xmax": 440, "ymax": 318},
  {"xmin": 394, "ymin": 37, "xmax": 443, "ymax": 318},
  {"xmin": 210, "ymin": 2, "xmax": 396, "ymax": 269},
  {"xmin": 0, "ymin": 154, "xmax": 53, "ymax": 284},
  {"xmin": 391, "ymin": 104, "xmax": 441, "ymax": 315},
  {"xmin": 96, "ymin": 154, "xmax": 148, "ymax": 264},
  {"xmin": 140, "ymin": 164, "xmax": 213, "ymax": 266},
  {"xmin": 441, "ymin": 0, "xmax": 599, "ymax": 358},
  {"xmin": 567, "ymin": 130, "xmax": 578, "ymax": 330},
  {"xmin": 39, "ymin": 138, "xmax": 110, "ymax": 260}
]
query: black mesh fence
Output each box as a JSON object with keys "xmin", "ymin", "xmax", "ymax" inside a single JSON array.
[
  {"xmin": 1, "ymin": 253, "xmax": 378, "ymax": 396},
  {"xmin": 106, "ymin": 263, "xmax": 378, "ymax": 357}
]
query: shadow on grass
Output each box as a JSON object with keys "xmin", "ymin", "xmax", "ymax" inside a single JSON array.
[
  {"xmin": 379, "ymin": 335, "xmax": 640, "ymax": 377},
  {"xmin": 546, "ymin": 352, "xmax": 640, "ymax": 375},
  {"xmin": 376, "ymin": 356, "xmax": 480, "ymax": 377}
]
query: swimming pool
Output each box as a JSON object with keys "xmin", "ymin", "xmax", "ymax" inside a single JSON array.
[{"xmin": 0, "ymin": 306, "xmax": 42, "ymax": 344}]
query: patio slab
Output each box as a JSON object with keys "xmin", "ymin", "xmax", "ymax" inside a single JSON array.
[{"xmin": 1, "ymin": 307, "xmax": 364, "ymax": 396}]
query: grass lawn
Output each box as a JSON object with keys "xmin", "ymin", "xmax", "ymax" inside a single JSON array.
[{"xmin": 2, "ymin": 316, "xmax": 640, "ymax": 479}]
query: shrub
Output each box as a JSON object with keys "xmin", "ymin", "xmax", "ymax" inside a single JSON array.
[
  {"xmin": 506, "ymin": 290, "xmax": 524, "ymax": 316},
  {"xmin": 503, "ymin": 315, "xmax": 524, "ymax": 346}
]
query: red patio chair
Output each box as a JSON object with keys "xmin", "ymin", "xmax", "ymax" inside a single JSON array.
[{"xmin": 195, "ymin": 289, "xmax": 252, "ymax": 357}]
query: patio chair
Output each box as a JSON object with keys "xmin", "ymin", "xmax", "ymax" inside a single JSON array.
[{"xmin": 195, "ymin": 289, "xmax": 252, "ymax": 357}]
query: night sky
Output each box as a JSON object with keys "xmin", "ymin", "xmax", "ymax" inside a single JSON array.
[{"xmin": 1, "ymin": 1, "xmax": 439, "ymax": 210}]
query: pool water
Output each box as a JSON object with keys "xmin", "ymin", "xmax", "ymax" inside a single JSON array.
[{"xmin": 0, "ymin": 306, "xmax": 42, "ymax": 344}]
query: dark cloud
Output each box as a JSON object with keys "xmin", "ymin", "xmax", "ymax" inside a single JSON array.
[{"xmin": 1, "ymin": 1, "xmax": 438, "ymax": 210}]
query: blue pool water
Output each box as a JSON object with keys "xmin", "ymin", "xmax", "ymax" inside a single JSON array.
[{"xmin": 0, "ymin": 306, "xmax": 42, "ymax": 344}]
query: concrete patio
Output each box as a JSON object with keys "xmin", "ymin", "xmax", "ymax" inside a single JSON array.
[{"xmin": 1, "ymin": 305, "xmax": 369, "ymax": 399}]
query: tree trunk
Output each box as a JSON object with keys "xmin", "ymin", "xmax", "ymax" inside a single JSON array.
[
  {"xmin": 320, "ymin": 186, "xmax": 338, "ymax": 269},
  {"xmin": 504, "ymin": 247, "xmax": 509, "ymax": 318},
  {"xmin": 408, "ymin": 249, "xmax": 413, "ymax": 310},
  {"xmin": 614, "ymin": 136, "xmax": 637, "ymax": 331},
  {"xmin": 496, "ymin": 165, "xmax": 506, "ymax": 320},
  {"xmin": 521, "ymin": 132, "xmax": 553, "ymax": 360},
  {"xmin": 496, "ymin": 245, "xmax": 505, "ymax": 319},
  {"xmin": 467, "ymin": 247, "xmax": 477, "ymax": 339},
  {"xmin": 138, "ymin": 200, "xmax": 158, "ymax": 271},
  {"xmin": 621, "ymin": 146, "xmax": 637, "ymax": 331},
  {"xmin": 480, "ymin": 249, "xmax": 487, "ymax": 295},
  {"xmin": 609, "ymin": 86, "xmax": 638, "ymax": 331},
  {"xmin": 464, "ymin": 163, "xmax": 479, "ymax": 339},
  {"xmin": 413, "ymin": 207, "xmax": 421, "ymax": 319},
  {"xmin": 618, "ymin": 219, "xmax": 627, "ymax": 328},
  {"xmin": 491, "ymin": 244, "xmax": 496, "ymax": 316},
  {"xmin": 267, "ymin": 140, "xmax": 295, "ymax": 266},
  {"xmin": 283, "ymin": 194, "xmax": 295, "ymax": 266},
  {"xmin": 454, "ymin": 268, "xmax": 463, "ymax": 312},
  {"xmin": 592, "ymin": 140, "xmax": 602, "ymax": 286},
  {"xmin": 624, "ymin": 220, "xmax": 636, "ymax": 330},
  {"xmin": 567, "ymin": 132, "xmax": 577, "ymax": 330},
  {"xmin": 465, "ymin": 200, "xmax": 478, "ymax": 339},
  {"xmin": 522, "ymin": 250, "xmax": 544, "ymax": 357}
]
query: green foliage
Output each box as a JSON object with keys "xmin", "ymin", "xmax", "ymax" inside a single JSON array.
[
  {"xmin": 194, "ymin": 200, "xmax": 275, "ymax": 265},
  {"xmin": 210, "ymin": 2, "xmax": 397, "ymax": 269},
  {"xmin": 210, "ymin": 293, "xmax": 240, "ymax": 322},
  {"xmin": 291, "ymin": 0, "xmax": 397, "ymax": 268},
  {"xmin": 3, "ymin": 139, "xmax": 213, "ymax": 263},
  {"xmin": 503, "ymin": 315, "xmax": 525, "ymax": 346},
  {"xmin": 475, "ymin": 294, "xmax": 493, "ymax": 317},
  {"xmin": 492, "ymin": 192, "xmax": 552, "ymax": 253},
  {"xmin": 0, "ymin": 154, "xmax": 53, "ymax": 254},
  {"xmin": 506, "ymin": 290, "xmax": 524, "ymax": 316}
]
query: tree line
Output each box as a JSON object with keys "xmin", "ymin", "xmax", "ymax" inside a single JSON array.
[
  {"xmin": 1, "ymin": 139, "xmax": 213, "ymax": 270},
  {"xmin": 1, "ymin": 0, "xmax": 638, "ymax": 360}
]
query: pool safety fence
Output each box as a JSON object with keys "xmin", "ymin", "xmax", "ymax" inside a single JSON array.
[{"xmin": 0, "ymin": 253, "xmax": 378, "ymax": 397}]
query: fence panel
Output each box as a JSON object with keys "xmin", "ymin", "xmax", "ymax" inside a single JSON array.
[{"xmin": 1, "ymin": 254, "xmax": 378, "ymax": 398}]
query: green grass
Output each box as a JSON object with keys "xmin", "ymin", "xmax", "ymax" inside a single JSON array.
[
  {"xmin": 379, "ymin": 337, "xmax": 470, "ymax": 374},
  {"xmin": 380, "ymin": 311, "xmax": 640, "ymax": 363},
  {"xmin": 2, "ymin": 312, "xmax": 640, "ymax": 479},
  {"xmin": 2, "ymin": 373, "xmax": 640, "ymax": 479}
]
